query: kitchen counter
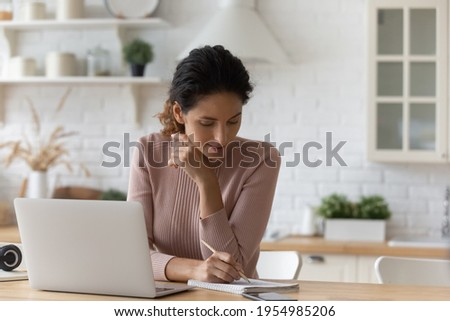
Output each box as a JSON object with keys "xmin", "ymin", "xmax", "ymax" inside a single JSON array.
[
  {"xmin": 2, "ymin": 225, "xmax": 449, "ymax": 259},
  {"xmin": 261, "ymin": 235, "xmax": 450, "ymax": 259}
]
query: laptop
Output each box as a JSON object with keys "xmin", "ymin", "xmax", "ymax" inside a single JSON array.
[{"xmin": 14, "ymin": 198, "xmax": 193, "ymax": 298}]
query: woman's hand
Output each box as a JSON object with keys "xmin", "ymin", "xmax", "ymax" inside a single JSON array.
[
  {"xmin": 168, "ymin": 133, "xmax": 216, "ymax": 184},
  {"xmin": 193, "ymin": 251, "xmax": 243, "ymax": 283}
]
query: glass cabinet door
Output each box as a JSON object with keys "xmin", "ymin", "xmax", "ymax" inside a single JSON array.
[{"xmin": 368, "ymin": 0, "xmax": 447, "ymax": 162}]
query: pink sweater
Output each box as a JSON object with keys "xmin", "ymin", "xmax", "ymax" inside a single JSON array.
[{"xmin": 127, "ymin": 133, "xmax": 280, "ymax": 281}]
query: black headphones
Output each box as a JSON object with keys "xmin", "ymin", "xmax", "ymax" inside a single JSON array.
[{"xmin": 0, "ymin": 244, "xmax": 22, "ymax": 271}]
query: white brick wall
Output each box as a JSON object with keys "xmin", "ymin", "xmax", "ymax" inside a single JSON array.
[{"xmin": 0, "ymin": 0, "xmax": 447, "ymax": 237}]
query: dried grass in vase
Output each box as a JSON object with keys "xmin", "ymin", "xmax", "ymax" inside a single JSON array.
[{"xmin": 0, "ymin": 88, "xmax": 90, "ymax": 176}]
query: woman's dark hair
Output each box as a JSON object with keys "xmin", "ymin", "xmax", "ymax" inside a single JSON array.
[{"xmin": 158, "ymin": 45, "xmax": 253, "ymax": 136}]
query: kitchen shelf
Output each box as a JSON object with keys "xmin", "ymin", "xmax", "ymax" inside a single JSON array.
[
  {"xmin": 0, "ymin": 18, "xmax": 169, "ymax": 31},
  {"xmin": 0, "ymin": 17, "xmax": 170, "ymax": 128},
  {"xmin": 0, "ymin": 76, "xmax": 169, "ymax": 127},
  {"xmin": 0, "ymin": 76, "xmax": 164, "ymax": 84}
]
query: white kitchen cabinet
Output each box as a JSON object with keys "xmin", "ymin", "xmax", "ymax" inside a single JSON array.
[
  {"xmin": 299, "ymin": 253, "xmax": 358, "ymax": 283},
  {"xmin": 356, "ymin": 256, "xmax": 380, "ymax": 284},
  {"xmin": 367, "ymin": 0, "xmax": 449, "ymax": 162},
  {"xmin": 0, "ymin": 18, "xmax": 169, "ymax": 126},
  {"xmin": 299, "ymin": 253, "xmax": 379, "ymax": 283}
]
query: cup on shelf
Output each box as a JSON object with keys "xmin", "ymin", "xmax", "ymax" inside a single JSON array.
[
  {"xmin": 56, "ymin": 0, "xmax": 84, "ymax": 20},
  {"xmin": 18, "ymin": 0, "xmax": 46, "ymax": 21},
  {"xmin": 45, "ymin": 52, "xmax": 77, "ymax": 77},
  {"xmin": 8, "ymin": 56, "xmax": 37, "ymax": 77}
]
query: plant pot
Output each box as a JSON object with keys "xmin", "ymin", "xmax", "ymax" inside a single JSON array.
[
  {"xmin": 130, "ymin": 64, "xmax": 146, "ymax": 77},
  {"xmin": 324, "ymin": 219, "xmax": 386, "ymax": 242}
]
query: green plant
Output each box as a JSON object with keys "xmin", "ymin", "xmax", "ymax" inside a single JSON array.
[
  {"xmin": 317, "ymin": 193, "xmax": 354, "ymax": 219},
  {"xmin": 355, "ymin": 195, "xmax": 391, "ymax": 220},
  {"xmin": 317, "ymin": 193, "xmax": 392, "ymax": 220},
  {"xmin": 122, "ymin": 38, "xmax": 154, "ymax": 65},
  {"xmin": 99, "ymin": 189, "xmax": 127, "ymax": 201}
]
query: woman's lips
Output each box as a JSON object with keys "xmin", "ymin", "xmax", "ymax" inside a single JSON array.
[{"xmin": 207, "ymin": 144, "xmax": 223, "ymax": 154}]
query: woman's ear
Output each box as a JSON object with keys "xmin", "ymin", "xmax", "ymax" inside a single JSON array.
[{"xmin": 172, "ymin": 102, "xmax": 185, "ymax": 125}]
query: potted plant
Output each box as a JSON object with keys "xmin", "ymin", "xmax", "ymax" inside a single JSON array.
[
  {"xmin": 0, "ymin": 89, "xmax": 90, "ymax": 198},
  {"xmin": 317, "ymin": 193, "xmax": 391, "ymax": 242},
  {"xmin": 122, "ymin": 38, "xmax": 154, "ymax": 77},
  {"xmin": 99, "ymin": 188, "xmax": 127, "ymax": 201}
]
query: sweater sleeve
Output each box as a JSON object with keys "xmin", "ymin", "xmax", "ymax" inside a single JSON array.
[
  {"xmin": 127, "ymin": 142, "xmax": 174, "ymax": 281},
  {"xmin": 199, "ymin": 143, "xmax": 281, "ymax": 276}
]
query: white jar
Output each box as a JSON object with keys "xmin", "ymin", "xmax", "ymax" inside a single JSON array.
[
  {"xmin": 56, "ymin": 0, "xmax": 84, "ymax": 20},
  {"xmin": 46, "ymin": 52, "xmax": 77, "ymax": 77},
  {"xmin": 299, "ymin": 205, "xmax": 316, "ymax": 236},
  {"xmin": 19, "ymin": 0, "xmax": 46, "ymax": 21},
  {"xmin": 8, "ymin": 56, "xmax": 37, "ymax": 77}
]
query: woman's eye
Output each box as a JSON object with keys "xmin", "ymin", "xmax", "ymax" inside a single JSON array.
[
  {"xmin": 200, "ymin": 121, "xmax": 214, "ymax": 126},
  {"xmin": 228, "ymin": 120, "xmax": 240, "ymax": 125}
]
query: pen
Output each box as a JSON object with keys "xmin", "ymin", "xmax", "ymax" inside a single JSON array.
[{"xmin": 200, "ymin": 239, "xmax": 251, "ymax": 283}]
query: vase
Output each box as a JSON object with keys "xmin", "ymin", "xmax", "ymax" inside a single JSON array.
[
  {"xmin": 130, "ymin": 64, "xmax": 146, "ymax": 77},
  {"xmin": 26, "ymin": 171, "xmax": 48, "ymax": 198}
]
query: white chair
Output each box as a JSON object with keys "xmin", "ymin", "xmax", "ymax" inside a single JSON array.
[
  {"xmin": 374, "ymin": 256, "xmax": 450, "ymax": 286},
  {"xmin": 256, "ymin": 251, "xmax": 302, "ymax": 280}
]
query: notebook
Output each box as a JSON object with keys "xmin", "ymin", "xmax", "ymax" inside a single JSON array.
[
  {"xmin": 187, "ymin": 278, "xmax": 299, "ymax": 295},
  {"xmin": 13, "ymin": 198, "xmax": 193, "ymax": 298}
]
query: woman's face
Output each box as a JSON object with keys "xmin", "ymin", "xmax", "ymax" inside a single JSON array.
[{"xmin": 174, "ymin": 92, "xmax": 243, "ymax": 158}]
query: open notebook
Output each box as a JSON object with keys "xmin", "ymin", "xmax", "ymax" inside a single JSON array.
[
  {"xmin": 0, "ymin": 270, "xmax": 28, "ymax": 282},
  {"xmin": 187, "ymin": 278, "xmax": 299, "ymax": 295}
]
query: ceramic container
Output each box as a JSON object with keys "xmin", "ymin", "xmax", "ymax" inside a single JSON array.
[
  {"xmin": 56, "ymin": 0, "xmax": 84, "ymax": 20},
  {"xmin": 18, "ymin": 0, "xmax": 46, "ymax": 20},
  {"xmin": 8, "ymin": 56, "xmax": 37, "ymax": 77},
  {"xmin": 46, "ymin": 52, "xmax": 77, "ymax": 77}
]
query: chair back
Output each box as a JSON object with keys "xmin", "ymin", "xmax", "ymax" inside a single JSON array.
[
  {"xmin": 257, "ymin": 251, "xmax": 302, "ymax": 279},
  {"xmin": 375, "ymin": 256, "xmax": 450, "ymax": 286}
]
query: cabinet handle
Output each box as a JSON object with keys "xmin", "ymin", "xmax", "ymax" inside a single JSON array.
[{"xmin": 306, "ymin": 255, "xmax": 325, "ymax": 264}]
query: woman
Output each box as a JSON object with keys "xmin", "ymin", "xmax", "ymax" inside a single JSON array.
[{"xmin": 127, "ymin": 45, "xmax": 280, "ymax": 283}]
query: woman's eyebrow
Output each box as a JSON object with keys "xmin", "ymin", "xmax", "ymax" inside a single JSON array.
[{"xmin": 199, "ymin": 112, "xmax": 242, "ymax": 121}]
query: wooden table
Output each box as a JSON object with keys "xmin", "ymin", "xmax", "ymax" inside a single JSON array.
[
  {"xmin": 1, "ymin": 279, "xmax": 450, "ymax": 301},
  {"xmin": 0, "ymin": 225, "xmax": 21, "ymax": 243},
  {"xmin": 2, "ymin": 225, "xmax": 450, "ymax": 301}
]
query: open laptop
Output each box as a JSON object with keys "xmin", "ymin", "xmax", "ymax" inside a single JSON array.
[{"xmin": 14, "ymin": 198, "xmax": 193, "ymax": 298}]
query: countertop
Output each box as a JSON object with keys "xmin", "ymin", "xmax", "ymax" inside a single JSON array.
[
  {"xmin": 261, "ymin": 235, "xmax": 450, "ymax": 259},
  {"xmin": 2, "ymin": 225, "xmax": 449, "ymax": 259}
]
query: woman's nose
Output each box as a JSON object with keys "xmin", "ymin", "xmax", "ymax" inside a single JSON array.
[{"xmin": 214, "ymin": 126, "xmax": 227, "ymax": 146}]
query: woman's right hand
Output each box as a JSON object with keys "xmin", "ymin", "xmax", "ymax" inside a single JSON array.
[{"xmin": 193, "ymin": 251, "xmax": 243, "ymax": 283}]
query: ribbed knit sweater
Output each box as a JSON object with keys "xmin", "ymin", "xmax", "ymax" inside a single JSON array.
[{"xmin": 127, "ymin": 133, "xmax": 280, "ymax": 281}]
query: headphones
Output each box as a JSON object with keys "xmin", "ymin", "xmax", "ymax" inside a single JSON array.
[{"xmin": 0, "ymin": 244, "xmax": 22, "ymax": 272}]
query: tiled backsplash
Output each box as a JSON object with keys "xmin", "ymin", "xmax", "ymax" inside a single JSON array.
[{"xmin": 0, "ymin": 0, "xmax": 448, "ymax": 237}]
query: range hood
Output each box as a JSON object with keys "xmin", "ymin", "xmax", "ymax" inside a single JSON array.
[{"xmin": 177, "ymin": 0, "xmax": 289, "ymax": 64}]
